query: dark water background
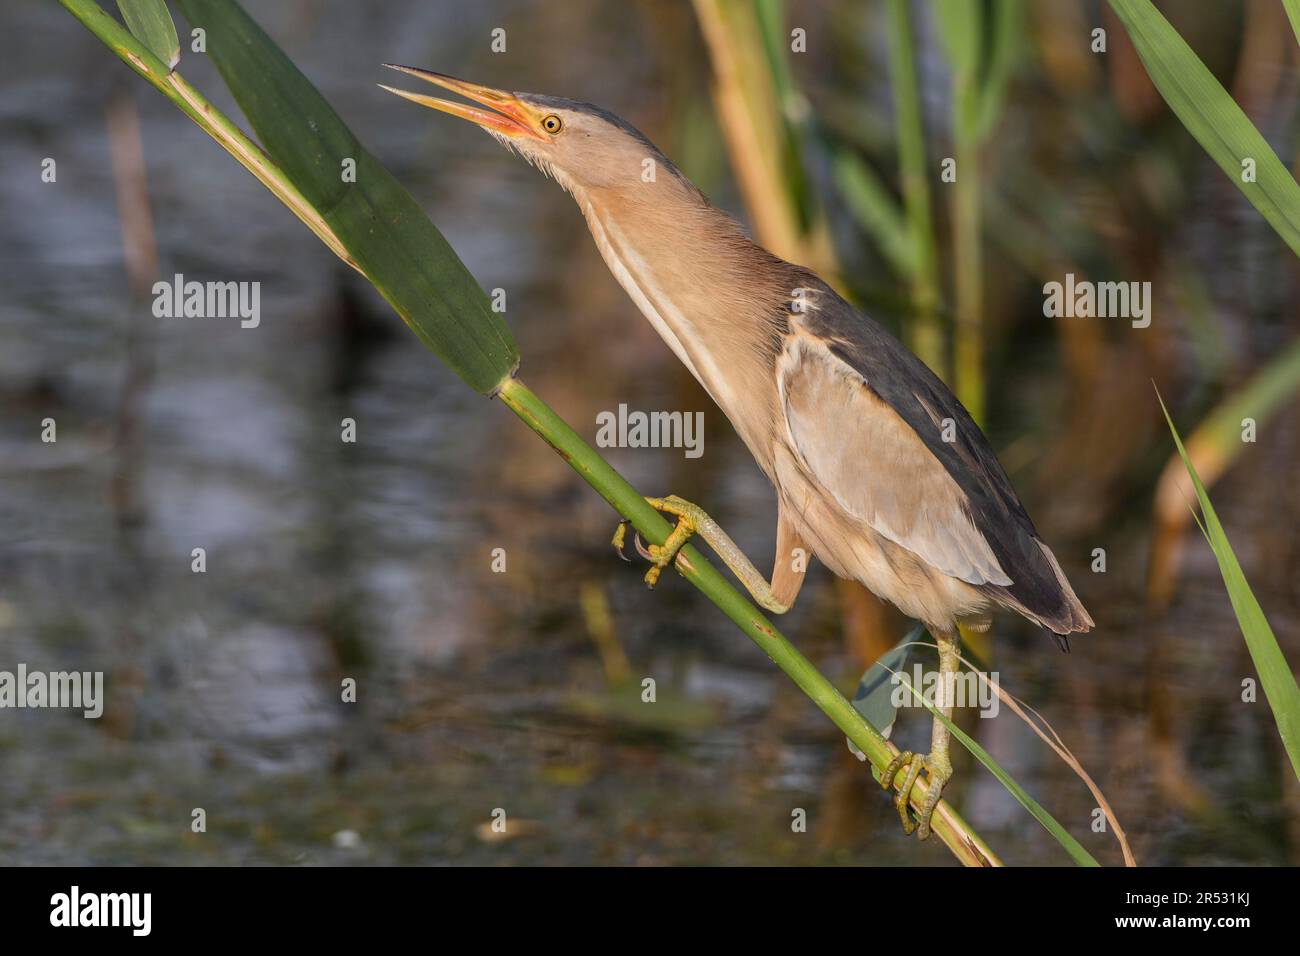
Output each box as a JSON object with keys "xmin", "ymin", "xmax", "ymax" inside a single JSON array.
[{"xmin": 1, "ymin": 0, "xmax": 1297, "ymax": 865}]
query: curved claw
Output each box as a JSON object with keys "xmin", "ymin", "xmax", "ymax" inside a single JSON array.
[
  {"xmin": 612, "ymin": 520, "xmax": 633, "ymax": 561},
  {"xmin": 611, "ymin": 521, "xmax": 678, "ymax": 590},
  {"xmin": 610, "ymin": 495, "xmax": 702, "ymax": 593}
]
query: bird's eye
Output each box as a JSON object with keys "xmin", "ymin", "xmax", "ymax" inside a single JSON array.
[{"xmin": 542, "ymin": 114, "xmax": 563, "ymax": 134}]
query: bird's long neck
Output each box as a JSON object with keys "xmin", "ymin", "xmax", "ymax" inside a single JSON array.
[{"xmin": 574, "ymin": 182, "xmax": 796, "ymax": 460}]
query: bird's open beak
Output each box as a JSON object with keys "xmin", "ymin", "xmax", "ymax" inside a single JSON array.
[{"xmin": 379, "ymin": 65, "xmax": 543, "ymax": 141}]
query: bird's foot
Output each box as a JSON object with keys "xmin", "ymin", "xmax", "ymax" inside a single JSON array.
[
  {"xmin": 880, "ymin": 748, "xmax": 953, "ymax": 840},
  {"xmin": 613, "ymin": 496, "xmax": 792, "ymax": 613},
  {"xmin": 611, "ymin": 495, "xmax": 701, "ymax": 588}
]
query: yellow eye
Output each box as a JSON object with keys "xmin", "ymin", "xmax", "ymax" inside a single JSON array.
[{"xmin": 542, "ymin": 114, "xmax": 563, "ymax": 134}]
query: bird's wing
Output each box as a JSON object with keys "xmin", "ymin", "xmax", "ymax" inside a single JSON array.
[
  {"xmin": 777, "ymin": 331, "xmax": 1012, "ymax": 587},
  {"xmin": 776, "ymin": 285, "xmax": 1093, "ymax": 635}
]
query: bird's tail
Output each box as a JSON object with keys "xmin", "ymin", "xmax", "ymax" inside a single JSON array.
[
  {"xmin": 1036, "ymin": 539, "xmax": 1095, "ymax": 633},
  {"xmin": 988, "ymin": 538, "xmax": 1094, "ymax": 645}
]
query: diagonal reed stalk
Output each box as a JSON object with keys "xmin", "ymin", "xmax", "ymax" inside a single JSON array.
[
  {"xmin": 1109, "ymin": 0, "xmax": 1300, "ymax": 256},
  {"xmin": 1158, "ymin": 393, "xmax": 1300, "ymax": 782},
  {"xmin": 63, "ymin": 0, "xmax": 1003, "ymax": 866},
  {"xmin": 1149, "ymin": 339, "xmax": 1300, "ymax": 604}
]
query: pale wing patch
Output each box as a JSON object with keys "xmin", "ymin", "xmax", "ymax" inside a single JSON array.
[{"xmin": 778, "ymin": 336, "xmax": 1012, "ymax": 587}]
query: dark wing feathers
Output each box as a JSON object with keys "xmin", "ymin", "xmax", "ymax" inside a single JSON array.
[{"xmin": 798, "ymin": 284, "xmax": 1092, "ymax": 635}]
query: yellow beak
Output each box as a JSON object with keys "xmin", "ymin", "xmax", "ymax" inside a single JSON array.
[{"xmin": 379, "ymin": 65, "xmax": 543, "ymax": 141}]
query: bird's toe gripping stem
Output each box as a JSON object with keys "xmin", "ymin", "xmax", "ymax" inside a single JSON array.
[
  {"xmin": 611, "ymin": 495, "xmax": 700, "ymax": 588},
  {"xmin": 880, "ymin": 748, "xmax": 952, "ymax": 840}
]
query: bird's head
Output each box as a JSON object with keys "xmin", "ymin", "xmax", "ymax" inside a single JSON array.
[{"xmin": 380, "ymin": 65, "xmax": 691, "ymax": 199}]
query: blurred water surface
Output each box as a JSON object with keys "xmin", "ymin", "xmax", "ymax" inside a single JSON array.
[{"xmin": 0, "ymin": 0, "xmax": 1297, "ymax": 866}]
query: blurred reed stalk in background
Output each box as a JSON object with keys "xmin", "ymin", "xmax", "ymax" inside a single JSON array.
[
  {"xmin": 931, "ymin": 0, "xmax": 1023, "ymax": 425},
  {"xmin": 105, "ymin": 90, "xmax": 159, "ymax": 526}
]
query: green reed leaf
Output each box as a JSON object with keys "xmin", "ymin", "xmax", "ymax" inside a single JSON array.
[
  {"xmin": 1110, "ymin": 0, "xmax": 1300, "ymax": 257},
  {"xmin": 174, "ymin": 0, "xmax": 519, "ymax": 394},
  {"xmin": 1157, "ymin": 390, "xmax": 1300, "ymax": 782},
  {"xmin": 117, "ymin": 0, "xmax": 179, "ymax": 69}
]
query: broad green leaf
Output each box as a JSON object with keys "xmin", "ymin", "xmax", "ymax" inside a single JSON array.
[
  {"xmin": 1158, "ymin": 392, "xmax": 1300, "ymax": 782},
  {"xmin": 851, "ymin": 625, "xmax": 926, "ymax": 739},
  {"xmin": 1109, "ymin": 0, "xmax": 1300, "ymax": 257},
  {"xmin": 117, "ymin": 0, "xmax": 179, "ymax": 70},
  {"xmin": 174, "ymin": 0, "xmax": 519, "ymax": 394}
]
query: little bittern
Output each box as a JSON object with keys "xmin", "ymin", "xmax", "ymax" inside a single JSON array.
[{"xmin": 382, "ymin": 66, "xmax": 1093, "ymax": 840}]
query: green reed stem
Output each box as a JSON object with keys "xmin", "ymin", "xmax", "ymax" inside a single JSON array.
[
  {"xmin": 62, "ymin": 0, "xmax": 356, "ymax": 269},
  {"xmin": 499, "ymin": 377, "xmax": 1001, "ymax": 867}
]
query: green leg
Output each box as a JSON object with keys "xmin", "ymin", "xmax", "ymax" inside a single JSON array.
[
  {"xmin": 878, "ymin": 629, "xmax": 959, "ymax": 840},
  {"xmin": 611, "ymin": 495, "xmax": 789, "ymax": 614}
]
